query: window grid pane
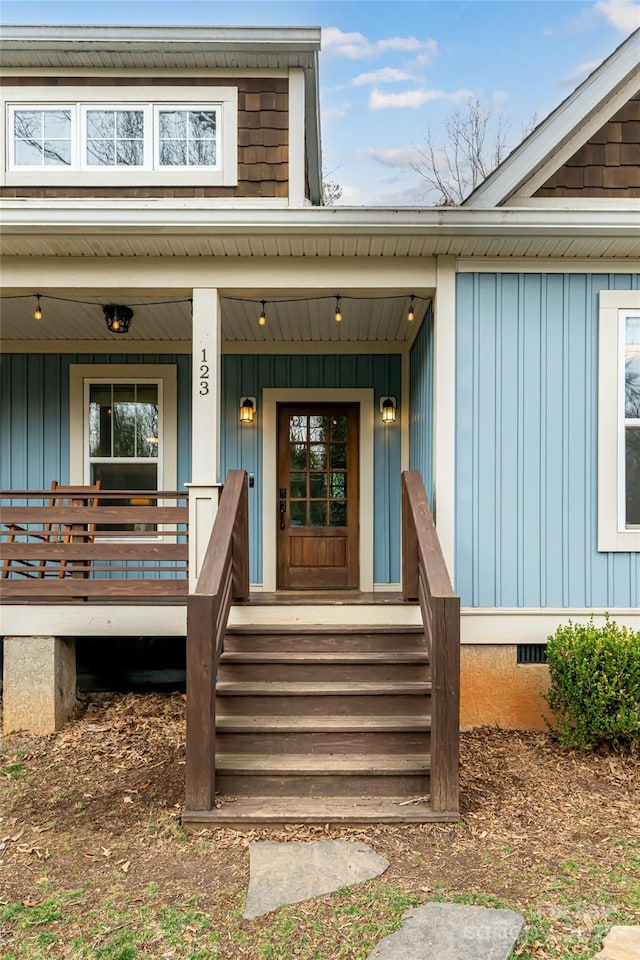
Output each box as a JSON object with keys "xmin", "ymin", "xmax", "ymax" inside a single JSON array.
[
  {"xmin": 158, "ymin": 109, "xmax": 217, "ymax": 167},
  {"xmin": 14, "ymin": 109, "xmax": 71, "ymax": 166},
  {"xmin": 86, "ymin": 110, "xmax": 144, "ymax": 167}
]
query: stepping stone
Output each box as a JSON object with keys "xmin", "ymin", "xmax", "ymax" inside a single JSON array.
[
  {"xmin": 243, "ymin": 839, "xmax": 388, "ymax": 919},
  {"xmin": 368, "ymin": 902, "xmax": 524, "ymax": 960},
  {"xmin": 592, "ymin": 926, "xmax": 640, "ymax": 960}
]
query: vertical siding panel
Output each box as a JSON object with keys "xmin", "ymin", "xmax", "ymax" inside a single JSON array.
[
  {"xmin": 409, "ymin": 303, "xmax": 434, "ymax": 503},
  {"xmin": 455, "ymin": 277, "xmax": 475, "ymax": 603},
  {"xmin": 456, "ymin": 272, "xmax": 640, "ymax": 610}
]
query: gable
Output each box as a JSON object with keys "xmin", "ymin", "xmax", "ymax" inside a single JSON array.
[{"xmin": 534, "ymin": 93, "xmax": 640, "ymax": 198}]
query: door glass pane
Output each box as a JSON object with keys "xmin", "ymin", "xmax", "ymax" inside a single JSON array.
[
  {"xmin": 330, "ymin": 415, "xmax": 348, "ymax": 441},
  {"xmin": 330, "ymin": 444, "xmax": 347, "ymax": 469},
  {"xmin": 309, "ymin": 473, "xmax": 327, "ymax": 498},
  {"xmin": 330, "ymin": 502, "xmax": 347, "ymax": 527},
  {"xmin": 289, "ymin": 501, "xmax": 307, "ymax": 527},
  {"xmin": 626, "ymin": 426, "xmax": 640, "ymax": 526},
  {"xmin": 289, "ymin": 416, "xmax": 307, "ymax": 442},
  {"xmin": 625, "ymin": 316, "xmax": 640, "ymax": 419},
  {"xmin": 289, "ymin": 472, "xmax": 306, "ymax": 499},
  {"xmin": 290, "ymin": 444, "xmax": 307, "ymax": 469},
  {"xmin": 330, "ymin": 472, "xmax": 346, "ymax": 499},
  {"xmin": 310, "ymin": 501, "xmax": 327, "ymax": 526},
  {"xmin": 309, "ymin": 444, "xmax": 327, "ymax": 469},
  {"xmin": 136, "ymin": 386, "xmax": 159, "ymax": 458},
  {"xmin": 309, "ymin": 416, "xmax": 329, "ymax": 441}
]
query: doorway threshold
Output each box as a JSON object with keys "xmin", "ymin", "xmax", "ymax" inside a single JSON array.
[{"xmin": 249, "ymin": 591, "xmax": 411, "ymax": 605}]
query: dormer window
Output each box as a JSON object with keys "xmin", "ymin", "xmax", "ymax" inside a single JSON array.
[
  {"xmin": 3, "ymin": 86, "xmax": 237, "ymax": 186},
  {"xmin": 85, "ymin": 109, "xmax": 145, "ymax": 167},
  {"xmin": 13, "ymin": 108, "xmax": 72, "ymax": 166}
]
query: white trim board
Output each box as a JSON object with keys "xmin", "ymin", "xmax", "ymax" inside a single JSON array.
[{"xmin": 261, "ymin": 388, "xmax": 375, "ymax": 593}]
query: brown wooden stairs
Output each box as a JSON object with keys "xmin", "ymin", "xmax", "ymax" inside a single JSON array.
[{"xmin": 183, "ymin": 471, "xmax": 460, "ymax": 827}]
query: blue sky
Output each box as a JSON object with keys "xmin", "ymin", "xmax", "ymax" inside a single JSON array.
[{"xmin": 2, "ymin": 0, "xmax": 639, "ymax": 204}]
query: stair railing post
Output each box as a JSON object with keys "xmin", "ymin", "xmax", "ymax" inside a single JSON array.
[
  {"xmin": 185, "ymin": 591, "xmax": 218, "ymax": 810},
  {"xmin": 430, "ymin": 593, "xmax": 460, "ymax": 813}
]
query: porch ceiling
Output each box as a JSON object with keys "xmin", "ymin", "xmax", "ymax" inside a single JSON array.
[{"xmin": 0, "ymin": 289, "xmax": 427, "ymax": 345}]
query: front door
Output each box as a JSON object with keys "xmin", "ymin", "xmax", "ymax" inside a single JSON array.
[{"xmin": 277, "ymin": 403, "xmax": 359, "ymax": 589}]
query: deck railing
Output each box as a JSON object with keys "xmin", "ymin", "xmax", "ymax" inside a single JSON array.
[
  {"xmin": 402, "ymin": 470, "xmax": 460, "ymax": 814},
  {"xmin": 185, "ymin": 470, "xmax": 249, "ymax": 812},
  {"xmin": 0, "ymin": 489, "xmax": 188, "ymax": 598}
]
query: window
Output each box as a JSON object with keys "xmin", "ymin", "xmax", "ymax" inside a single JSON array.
[
  {"xmin": 157, "ymin": 108, "xmax": 219, "ymax": 168},
  {"xmin": 3, "ymin": 86, "xmax": 237, "ymax": 186},
  {"xmin": 88, "ymin": 381, "xmax": 160, "ymax": 492},
  {"xmin": 598, "ymin": 291, "xmax": 640, "ymax": 551},
  {"xmin": 85, "ymin": 109, "xmax": 146, "ymax": 167},
  {"xmin": 12, "ymin": 107, "xmax": 72, "ymax": 166},
  {"xmin": 70, "ymin": 364, "xmax": 177, "ymax": 505}
]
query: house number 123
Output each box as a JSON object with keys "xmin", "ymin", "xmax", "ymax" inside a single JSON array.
[{"xmin": 199, "ymin": 349, "xmax": 210, "ymax": 395}]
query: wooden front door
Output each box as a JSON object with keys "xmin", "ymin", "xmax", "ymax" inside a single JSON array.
[{"xmin": 277, "ymin": 404, "xmax": 359, "ymax": 589}]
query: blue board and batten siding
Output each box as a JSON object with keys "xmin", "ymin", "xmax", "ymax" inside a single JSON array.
[
  {"xmin": 1, "ymin": 352, "xmax": 402, "ymax": 585},
  {"xmin": 222, "ymin": 354, "xmax": 402, "ymax": 584},
  {"xmin": 0, "ymin": 354, "xmax": 193, "ymax": 489},
  {"xmin": 455, "ymin": 273, "xmax": 640, "ymax": 609},
  {"xmin": 409, "ymin": 302, "xmax": 434, "ymax": 506}
]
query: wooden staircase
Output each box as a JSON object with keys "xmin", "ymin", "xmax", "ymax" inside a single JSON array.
[{"xmin": 183, "ymin": 470, "xmax": 460, "ymax": 828}]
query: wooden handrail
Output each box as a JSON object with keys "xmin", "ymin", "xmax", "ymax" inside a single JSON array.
[
  {"xmin": 402, "ymin": 470, "xmax": 460, "ymax": 814},
  {"xmin": 185, "ymin": 470, "xmax": 249, "ymax": 812}
]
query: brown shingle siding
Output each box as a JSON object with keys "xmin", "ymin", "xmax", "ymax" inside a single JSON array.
[
  {"xmin": 533, "ymin": 92, "xmax": 640, "ymax": 198},
  {"xmin": 1, "ymin": 75, "xmax": 289, "ymax": 199}
]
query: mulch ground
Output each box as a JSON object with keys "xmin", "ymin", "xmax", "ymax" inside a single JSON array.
[{"xmin": 1, "ymin": 692, "xmax": 639, "ymax": 959}]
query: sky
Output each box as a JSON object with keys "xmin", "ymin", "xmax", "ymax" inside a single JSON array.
[{"xmin": 2, "ymin": 0, "xmax": 639, "ymax": 205}]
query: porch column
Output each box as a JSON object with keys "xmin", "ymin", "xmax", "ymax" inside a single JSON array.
[
  {"xmin": 188, "ymin": 288, "xmax": 222, "ymax": 589},
  {"xmin": 433, "ymin": 255, "xmax": 456, "ymax": 578}
]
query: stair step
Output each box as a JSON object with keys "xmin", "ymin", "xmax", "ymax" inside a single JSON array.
[
  {"xmin": 226, "ymin": 625, "xmax": 424, "ymax": 635},
  {"xmin": 216, "ymin": 681, "xmax": 431, "ymax": 696},
  {"xmin": 216, "ymin": 753, "xmax": 430, "ymax": 775},
  {"xmin": 219, "ymin": 651, "xmax": 428, "ymax": 663},
  {"xmin": 183, "ymin": 797, "xmax": 458, "ymax": 827},
  {"xmin": 216, "ymin": 714, "xmax": 431, "ymax": 732}
]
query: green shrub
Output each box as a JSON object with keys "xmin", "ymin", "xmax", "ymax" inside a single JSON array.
[{"xmin": 544, "ymin": 616, "xmax": 640, "ymax": 750}]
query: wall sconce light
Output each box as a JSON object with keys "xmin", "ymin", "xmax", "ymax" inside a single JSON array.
[
  {"xmin": 334, "ymin": 295, "xmax": 343, "ymax": 323},
  {"xmin": 103, "ymin": 304, "xmax": 133, "ymax": 334},
  {"xmin": 33, "ymin": 293, "xmax": 43, "ymax": 321},
  {"xmin": 380, "ymin": 396, "xmax": 397, "ymax": 424},
  {"xmin": 240, "ymin": 396, "xmax": 256, "ymax": 424}
]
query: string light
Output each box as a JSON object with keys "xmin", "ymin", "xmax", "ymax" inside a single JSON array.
[
  {"xmin": 33, "ymin": 294, "xmax": 42, "ymax": 321},
  {"xmin": 258, "ymin": 301, "xmax": 267, "ymax": 326},
  {"xmin": 334, "ymin": 295, "xmax": 343, "ymax": 323},
  {"xmin": 407, "ymin": 295, "xmax": 416, "ymax": 322}
]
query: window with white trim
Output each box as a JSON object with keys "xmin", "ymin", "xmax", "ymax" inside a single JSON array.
[
  {"xmin": 623, "ymin": 313, "xmax": 640, "ymax": 528},
  {"xmin": 87, "ymin": 380, "xmax": 161, "ymax": 493},
  {"xmin": 9, "ymin": 103, "xmax": 220, "ymax": 172},
  {"xmin": 598, "ymin": 291, "xmax": 640, "ymax": 552},
  {"xmin": 3, "ymin": 86, "xmax": 237, "ymax": 186}
]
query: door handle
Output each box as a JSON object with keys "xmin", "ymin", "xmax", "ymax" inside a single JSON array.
[{"xmin": 279, "ymin": 498, "xmax": 286, "ymax": 530}]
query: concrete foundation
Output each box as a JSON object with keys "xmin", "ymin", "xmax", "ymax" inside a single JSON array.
[
  {"xmin": 2, "ymin": 636, "xmax": 76, "ymax": 735},
  {"xmin": 460, "ymin": 644, "xmax": 551, "ymax": 731}
]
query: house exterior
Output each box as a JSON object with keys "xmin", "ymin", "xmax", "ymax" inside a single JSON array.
[{"xmin": 0, "ymin": 24, "xmax": 638, "ymax": 821}]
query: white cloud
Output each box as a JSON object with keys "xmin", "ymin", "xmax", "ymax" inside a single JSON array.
[
  {"xmin": 364, "ymin": 145, "xmax": 425, "ymax": 169},
  {"xmin": 561, "ymin": 59, "xmax": 601, "ymax": 86},
  {"xmin": 322, "ymin": 26, "xmax": 438, "ymax": 61},
  {"xmin": 491, "ymin": 90, "xmax": 510, "ymax": 105},
  {"xmin": 369, "ymin": 87, "xmax": 473, "ymax": 110},
  {"xmin": 322, "ymin": 102, "xmax": 351, "ymax": 120},
  {"xmin": 352, "ymin": 67, "xmax": 414, "ymax": 87},
  {"xmin": 337, "ymin": 183, "xmax": 368, "ymax": 205},
  {"xmin": 594, "ymin": 0, "xmax": 640, "ymax": 31}
]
